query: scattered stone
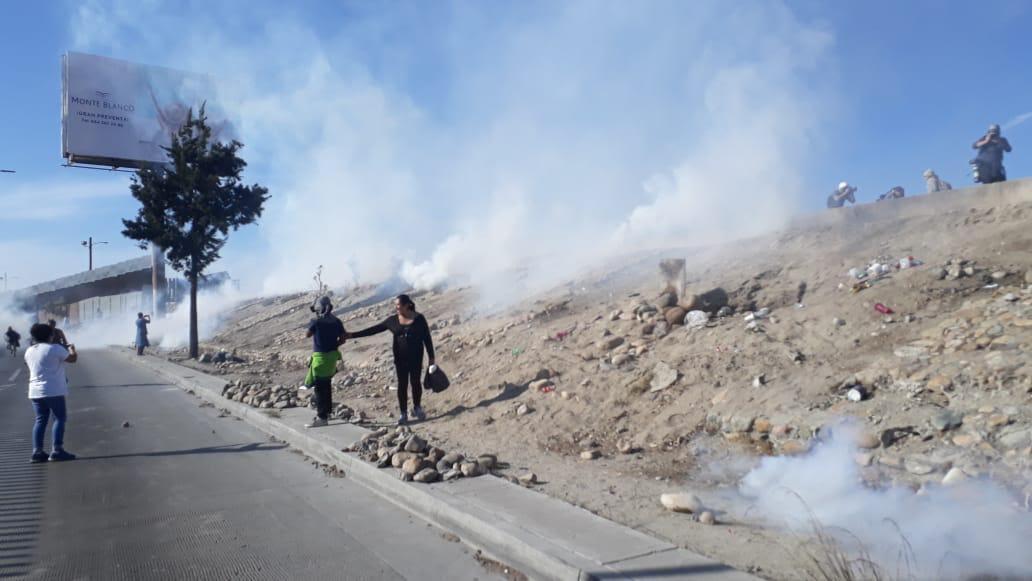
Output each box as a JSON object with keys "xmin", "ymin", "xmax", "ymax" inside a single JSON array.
[
  {"xmin": 580, "ymin": 450, "xmax": 601, "ymax": 460},
  {"xmin": 477, "ymin": 454, "xmax": 498, "ymax": 470},
  {"xmin": 529, "ymin": 379, "xmax": 554, "ymax": 391},
  {"xmin": 664, "ymin": 307, "xmax": 687, "ymax": 327},
  {"xmin": 392, "ymin": 452, "xmax": 418, "ymax": 468},
  {"xmin": 903, "ymin": 458, "xmax": 937, "ymax": 476},
  {"xmin": 517, "ymin": 472, "xmax": 538, "ymax": 485},
  {"xmin": 413, "ymin": 468, "xmax": 440, "ymax": 483},
  {"xmin": 854, "ymin": 452, "xmax": 874, "ymax": 467},
  {"xmin": 752, "ymin": 374, "xmax": 765, "ymax": 388},
  {"xmin": 987, "ymin": 414, "xmax": 1012, "ymax": 429},
  {"xmin": 660, "ymin": 492, "xmax": 703, "ymax": 514},
  {"xmin": 753, "ymin": 418, "xmax": 772, "ymax": 434},
  {"xmin": 657, "ymin": 292, "xmax": 677, "ymax": 309},
  {"xmin": 716, "ymin": 306, "xmax": 734, "ymax": 318},
  {"xmin": 516, "ymin": 403, "xmax": 532, "ymax": 416},
  {"xmin": 941, "ymin": 467, "xmax": 968, "ymax": 486},
  {"xmin": 996, "ymin": 426, "xmax": 1032, "ymax": 450},
  {"xmin": 405, "ymin": 435, "xmax": 428, "ymax": 453},
  {"xmin": 402, "ymin": 457, "xmax": 430, "ymax": 476},
  {"xmin": 122, "ymin": 421, "xmax": 131, "ymax": 428},
  {"xmin": 611, "ymin": 353, "xmax": 633, "ymax": 366},
  {"xmin": 560, "ymin": 391, "xmax": 573, "ymax": 400},
  {"xmin": 649, "ymin": 362, "xmax": 679, "ymax": 392},
  {"xmin": 832, "ymin": 317, "xmax": 845, "ymax": 327},
  {"xmin": 698, "ymin": 511, "xmax": 716, "ymax": 525},
  {"xmin": 930, "ymin": 410, "xmax": 963, "ymax": 432},
  {"xmin": 617, "ymin": 440, "xmax": 635, "ymax": 454},
  {"xmin": 426, "ymin": 447, "xmax": 446, "ymax": 464},
  {"xmin": 855, "ymin": 431, "xmax": 880, "ymax": 450},
  {"xmin": 442, "ymin": 469, "xmax": 462, "ymax": 481},
  {"xmin": 779, "ymin": 440, "xmax": 809, "ymax": 455},
  {"xmin": 460, "ymin": 461, "xmax": 486, "ymax": 477}
]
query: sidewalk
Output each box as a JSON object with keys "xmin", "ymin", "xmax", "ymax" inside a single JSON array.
[{"xmin": 113, "ymin": 348, "xmax": 759, "ymax": 581}]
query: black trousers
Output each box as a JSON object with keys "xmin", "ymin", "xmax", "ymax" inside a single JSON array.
[
  {"xmin": 395, "ymin": 361, "xmax": 422, "ymax": 413},
  {"xmin": 313, "ymin": 376, "xmax": 332, "ymax": 419}
]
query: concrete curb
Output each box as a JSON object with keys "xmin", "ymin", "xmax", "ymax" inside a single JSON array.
[{"xmin": 112, "ymin": 348, "xmax": 757, "ymax": 581}]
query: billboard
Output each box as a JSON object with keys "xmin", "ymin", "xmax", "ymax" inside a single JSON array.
[{"xmin": 61, "ymin": 52, "xmax": 231, "ymax": 169}]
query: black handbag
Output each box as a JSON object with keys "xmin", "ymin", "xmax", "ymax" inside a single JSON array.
[{"xmin": 424, "ymin": 365, "xmax": 451, "ymax": 393}]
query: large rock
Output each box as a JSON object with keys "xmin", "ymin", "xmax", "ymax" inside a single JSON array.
[
  {"xmin": 660, "ymin": 492, "xmax": 703, "ymax": 514},
  {"xmin": 649, "ymin": 362, "xmax": 679, "ymax": 392},
  {"xmin": 476, "ymin": 454, "xmax": 497, "ymax": 470},
  {"xmin": 426, "ymin": 447, "xmax": 446, "ymax": 464},
  {"xmin": 597, "ymin": 336, "xmax": 625, "ymax": 351}
]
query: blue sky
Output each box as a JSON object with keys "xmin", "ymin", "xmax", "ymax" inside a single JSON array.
[{"xmin": 1, "ymin": 1, "xmax": 1030, "ymax": 292}]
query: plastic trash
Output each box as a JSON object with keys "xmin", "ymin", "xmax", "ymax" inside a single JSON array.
[
  {"xmin": 874, "ymin": 303, "xmax": 894, "ymax": 315},
  {"xmin": 684, "ymin": 310, "xmax": 709, "ymax": 329}
]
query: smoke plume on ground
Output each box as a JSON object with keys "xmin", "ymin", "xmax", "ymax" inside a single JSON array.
[
  {"xmin": 64, "ymin": 284, "xmax": 243, "ymax": 350},
  {"xmin": 739, "ymin": 422, "xmax": 1032, "ymax": 578}
]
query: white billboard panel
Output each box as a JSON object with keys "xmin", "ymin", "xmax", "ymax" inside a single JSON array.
[{"xmin": 62, "ymin": 52, "xmax": 231, "ymax": 168}]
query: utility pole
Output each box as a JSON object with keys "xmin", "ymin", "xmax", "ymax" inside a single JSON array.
[
  {"xmin": 81, "ymin": 236, "xmax": 108, "ymax": 271},
  {"xmin": 0, "ymin": 272, "xmax": 14, "ymax": 291}
]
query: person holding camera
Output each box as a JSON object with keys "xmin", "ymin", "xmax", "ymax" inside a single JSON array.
[
  {"xmin": 135, "ymin": 312, "xmax": 152, "ymax": 356},
  {"xmin": 303, "ymin": 296, "xmax": 346, "ymax": 428},
  {"xmin": 972, "ymin": 124, "xmax": 1012, "ymax": 184},
  {"xmin": 25, "ymin": 323, "xmax": 78, "ymax": 463}
]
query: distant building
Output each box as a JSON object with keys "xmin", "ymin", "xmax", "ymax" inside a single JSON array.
[{"xmin": 6, "ymin": 254, "xmax": 234, "ymax": 326}]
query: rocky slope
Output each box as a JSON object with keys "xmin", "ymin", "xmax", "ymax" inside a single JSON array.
[{"xmin": 166, "ymin": 182, "xmax": 1032, "ymax": 579}]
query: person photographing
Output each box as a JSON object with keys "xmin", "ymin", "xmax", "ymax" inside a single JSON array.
[
  {"xmin": 346, "ymin": 294, "xmax": 435, "ymax": 425},
  {"xmin": 25, "ymin": 323, "xmax": 78, "ymax": 462}
]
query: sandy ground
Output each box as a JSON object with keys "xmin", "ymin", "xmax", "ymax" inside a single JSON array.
[{"xmin": 165, "ymin": 186, "xmax": 1032, "ymax": 579}]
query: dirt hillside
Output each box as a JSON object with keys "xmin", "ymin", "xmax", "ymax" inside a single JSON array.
[{"xmin": 167, "ymin": 180, "xmax": 1032, "ymax": 579}]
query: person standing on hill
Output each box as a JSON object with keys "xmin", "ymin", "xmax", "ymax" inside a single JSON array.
[
  {"xmin": 346, "ymin": 294, "xmax": 435, "ymax": 426},
  {"xmin": 303, "ymin": 296, "xmax": 346, "ymax": 428},
  {"xmin": 25, "ymin": 323, "xmax": 78, "ymax": 463},
  {"xmin": 135, "ymin": 313, "xmax": 151, "ymax": 356}
]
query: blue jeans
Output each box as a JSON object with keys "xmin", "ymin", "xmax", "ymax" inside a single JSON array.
[{"xmin": 31, "ymin": 396, "xmax": 67, "ymax": 452}]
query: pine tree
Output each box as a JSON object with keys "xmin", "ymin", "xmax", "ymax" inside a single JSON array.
[{"xmin": 123, "ymin": 106, "xmax": 269, "ymax": 358}]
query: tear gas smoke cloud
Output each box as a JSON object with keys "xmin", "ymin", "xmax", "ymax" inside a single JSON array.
[
  {"xmin": 739, "ymin": 422, "xmax": 1032, "ymax": 578},
  {"xmin": 71, "ymin": 1, "xmax": 833, "ymax": 303},
  {"xmin": 50, "ymin": 283, "xmax": 243, "ymax": 350}
]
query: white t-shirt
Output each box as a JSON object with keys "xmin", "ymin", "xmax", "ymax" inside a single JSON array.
[{"xmin": 25, "ymin": 343, "xmax": 70, "ymax": 399}]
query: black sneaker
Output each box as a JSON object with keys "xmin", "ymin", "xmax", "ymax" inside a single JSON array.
[
  {"xmin": 30, "ymin": 451, "xmax": 49, "ymax": 464},
  {"xmin": 49, "ymin": 450, "xmax": 76, "ymax": 462}
]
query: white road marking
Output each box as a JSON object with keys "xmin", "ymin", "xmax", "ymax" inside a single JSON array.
[{"xmin": 8, "ymin": 368, "xmax": 22, "ymax": 382}]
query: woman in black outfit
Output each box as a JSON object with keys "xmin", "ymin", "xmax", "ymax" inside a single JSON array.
[{"xmin": 347, "ymin": 294, "xmax": 435, "ymax": 425}]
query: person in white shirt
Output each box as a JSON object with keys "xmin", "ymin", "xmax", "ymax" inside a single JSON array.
[{"xmin": 25, "ymin": 323, "xmax": 78, "ymax": 463}]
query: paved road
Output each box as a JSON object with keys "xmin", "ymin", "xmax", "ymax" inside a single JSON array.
[{"xmin": 0, "ymin": 348, "xmax": 502, "ymax": 580}]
